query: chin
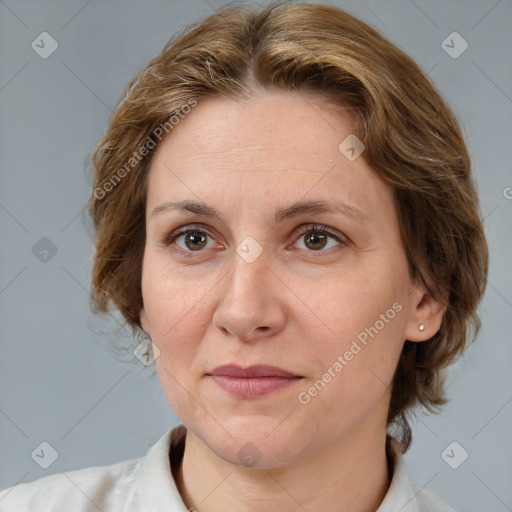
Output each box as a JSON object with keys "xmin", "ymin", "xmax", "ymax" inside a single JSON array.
[
  {"xmin": 197, "ymin": 417, "xmax": 304, "ymax": 469},
  {"xmin": 217, "ymin": 437, "xmax": 301, "ymax": 470}
]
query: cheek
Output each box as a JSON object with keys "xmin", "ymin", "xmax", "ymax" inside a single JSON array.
[
  {"xmin": 302, "ymin": 265, "xmax": 401, "ymax": 337},
  {"xmin": 296, "ymin": 287, "xmax": 405, "ymax": 434},
  {"xmin": 142, "ymin": 254, "xmax": 212, "ymax": 336},
  {"xmin": 141, "ymin": 260, "xmax": 215, "ymax": 385},
  {"xmin": 299, "ymin": 266, "xmax": 406, "ymax": 389}
]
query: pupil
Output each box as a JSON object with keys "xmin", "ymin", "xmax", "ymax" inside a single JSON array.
[
  {"xmin": 306, "ymin": 232, "xmax": 327, "ymax": 250},
  {"xmin": 186, "ymin": 231, "xmax": 207, "ymax": 250}
]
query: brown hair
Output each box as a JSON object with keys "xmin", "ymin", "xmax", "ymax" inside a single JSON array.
[{"xmin": 88, "ymin": 1, "xmax": 488, "ymax": 451}]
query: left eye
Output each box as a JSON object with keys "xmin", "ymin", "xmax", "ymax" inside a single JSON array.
[{"xmin": 293, "ymin": 225, "xmax": 346, "ymax": 252}]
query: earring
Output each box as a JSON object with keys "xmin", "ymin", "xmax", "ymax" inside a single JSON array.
[{"xmin": 418, "ymin": 324, "xmax": 425, "ymax": 332}]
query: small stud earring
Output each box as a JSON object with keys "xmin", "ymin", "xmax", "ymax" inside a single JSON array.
[{"xmin": 418, "ymin": 324, "xmax": 425, "ymax": 332}]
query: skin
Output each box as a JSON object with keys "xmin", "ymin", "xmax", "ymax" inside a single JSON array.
[{"xmin": 140, "ymin": 89, "xmax": 444, "ymax": 512}]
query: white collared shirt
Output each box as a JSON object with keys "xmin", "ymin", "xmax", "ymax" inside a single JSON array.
[{"xmin": 0, "ymin": 424, "xmax": 455, "ymax": 511}]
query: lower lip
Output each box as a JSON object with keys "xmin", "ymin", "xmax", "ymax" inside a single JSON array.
[{"xmin": 209, "ymin": 375, "xmax": 302, "ymax": 398}]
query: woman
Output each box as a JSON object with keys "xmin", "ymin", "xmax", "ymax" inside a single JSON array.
[{"xmin": 0, "ymin": 2, "xmax": 488, "ymax": 511}]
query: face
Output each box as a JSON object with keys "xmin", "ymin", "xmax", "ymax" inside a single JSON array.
[{"xmin": 140, "ymin": 89, "xmax": 433, "ymax": 468}]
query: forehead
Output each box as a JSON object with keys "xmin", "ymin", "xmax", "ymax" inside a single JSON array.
[
  {"xmin": 154, "ymin": 90, "xmax": 352, "ymax": 167},
  {"xmin": 146, "ymin": 90, "xmax": 393, "ymax": 220}
]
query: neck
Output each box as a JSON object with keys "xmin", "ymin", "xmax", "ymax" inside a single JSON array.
[{"xmin": 174, "ymin": 422, "xmax": 391, "ymax": 512}]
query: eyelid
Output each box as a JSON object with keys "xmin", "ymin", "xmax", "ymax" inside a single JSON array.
[
  {"xmin": 161, "ymin": 223, "xmax": 220, "ymax": 245},
  {"xmin": 293, "ymin": 223, "xmax": 347, "ymax": 243}
]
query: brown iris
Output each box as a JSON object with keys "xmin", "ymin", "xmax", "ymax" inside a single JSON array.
[
  {"xmin": 184, "ymin": 230, "xmax": 208, "ymax": 250},
  {"xmin": 304, "ymin": 231, "xmax": 328, "ymax": 250}
]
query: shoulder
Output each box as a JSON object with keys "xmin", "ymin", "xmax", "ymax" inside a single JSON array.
[
  {"xmin": 0, "ymin": 457, "xmax": 142, "ymax": 512},
  {"xmin": 0, "ymin": 425, "xmax": 186, "ymax": 512},
  {"xmin": 409, "ymin": 482, "xmax": 457, "ymax": 512}
]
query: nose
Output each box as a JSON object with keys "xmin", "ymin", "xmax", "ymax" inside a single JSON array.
[{"xmin": 211, "ymin": 248, "xmax": 287, "ymax": 343}]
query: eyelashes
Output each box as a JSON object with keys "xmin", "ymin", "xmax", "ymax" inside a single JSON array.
[
  {"xmin": 161, "ymin": 223, "xmax": 348, "ymax": 259},
  {"xmin": 292, "ymin": 224, "xmax": 347, "ymax": 252}
]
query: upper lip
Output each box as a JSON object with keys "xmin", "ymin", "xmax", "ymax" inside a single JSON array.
[{"xmin": 208, "ymin": 364, "xmax": 302, "ymax": 378}]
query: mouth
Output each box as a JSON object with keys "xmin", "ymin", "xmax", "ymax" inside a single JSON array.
[{"xmin": 206, "ymin": 364, "xmax": 304, "ymax": 398}]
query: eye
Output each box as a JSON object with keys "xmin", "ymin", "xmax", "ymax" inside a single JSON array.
[
  {"xmin": 292, "ymin": 224, "xmax": 347, "ymax": 253},
  {"xmin": 162, "ymin": 223, "xmax": 348, "ymax": 259},
  {"xmin": 163, "ymin": 225, "xmax": 220, "ymax": 257}
]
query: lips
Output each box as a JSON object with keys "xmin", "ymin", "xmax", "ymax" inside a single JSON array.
[
  {"xmin": 208, "ymin": 364, "xmax": 301, "ymax": 378},
  {"xmin": 207, "ymin": 365, "xmax": 303, "ymax": 398}
]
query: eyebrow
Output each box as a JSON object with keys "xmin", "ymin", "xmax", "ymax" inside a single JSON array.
[{"xmin": 151, "ymin": 199, "xmax": 369, "ymax": 224}]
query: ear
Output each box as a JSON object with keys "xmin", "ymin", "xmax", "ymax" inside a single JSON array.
[{"xmin": 405, "ymin": 285, "xmax": 446, "ymax": 342}]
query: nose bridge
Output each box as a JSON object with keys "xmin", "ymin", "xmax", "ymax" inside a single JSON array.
[
  {"xmin": 225, "ymin": 198, "xmax": 270, "ymax": 291},
  {"xmin": 224, "ymin": 241, "xmax": 270, "ymax": 309},
  {"xmin": 212, "ymin": 239, "xmax": 285, "ymax": 340}
]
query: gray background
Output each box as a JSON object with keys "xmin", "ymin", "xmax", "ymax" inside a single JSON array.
[{"xmin": 0, "ymin": 0, "xmax": 511, "ymax": 510}]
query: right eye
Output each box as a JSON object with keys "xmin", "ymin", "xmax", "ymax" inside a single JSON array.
[{"xmin": 163, "ymin": 225, "xmax": 222, "ymax": 258}]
